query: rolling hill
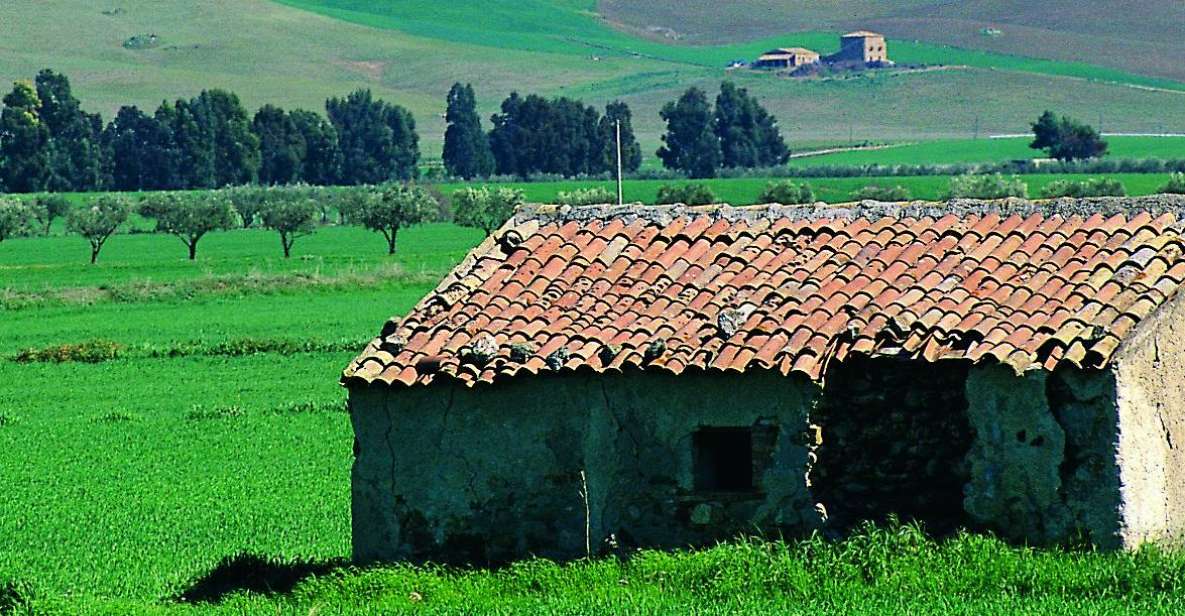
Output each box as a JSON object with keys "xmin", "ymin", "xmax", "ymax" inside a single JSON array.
[
  {"xmin": 1, "ymin": 0, "xmax": 1183, "ymax": 160},
  {"xmin": 599, "ymin": 0, "xmax": 1185, "ymax": 82}
]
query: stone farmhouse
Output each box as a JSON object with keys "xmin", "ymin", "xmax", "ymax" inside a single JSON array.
[
  {"xmin": 753, "ymin": 47, "xmax": 821, "ymax": 70},
  {"xmin": 344, "ymin": 196, "xmax": 1185, "ymax": 565},
  {"xmin": 754, "ymin": 30, "xmax": 892, "ymax": 72}
]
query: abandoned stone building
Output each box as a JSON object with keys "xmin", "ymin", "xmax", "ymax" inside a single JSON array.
[
  {"xmin": 344, "ymin": 195, "xmax": 1185, "ymax": 565},
  {"xmin": 828, "ymin": 30, "xmax": 890, "ymax": 66},
  {"xmin": 752, "ymin": 30, "xmax": 890, "ymax": 72},
  {"xmin": 753, "ymin": 47, "xmax": 821, "ymax": 70}
]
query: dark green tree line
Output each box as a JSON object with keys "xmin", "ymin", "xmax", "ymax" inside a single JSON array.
[
  {"xmin": 658, "ymin": 82, "xmax": 789, "ymax": 177},
  {"xmin": 442, "ymin": 83, "xmax": 495, "ymax": 180},
  {"xmin": 488, "ymin": 93, "xmax": 641, "ymax": 178},
  {"xmin": 0, "ymin": 70, "xmax": 410, "ymax": 193}
]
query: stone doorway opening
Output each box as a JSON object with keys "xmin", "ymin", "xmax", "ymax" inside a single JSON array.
[{"xmin": 810, "ymin": 356, "xmax": 975, "ymax": 534}]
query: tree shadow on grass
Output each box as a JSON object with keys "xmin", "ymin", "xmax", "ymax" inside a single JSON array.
[{"xmin": 176, "ymin": 553, "xmax": 347, "ymax": 604}]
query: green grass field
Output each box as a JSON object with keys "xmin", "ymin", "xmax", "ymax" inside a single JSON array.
[
  {"xmin": 4, "ymin": 193, "xmax": 1185, "ymax": 612},
  {"xmin": 599, "ymin": 1, "xmax": 1185, "ymax": 83},
  {"xmin": 791, "ymin": 136, "xmax": 1185, "ymax": 167}
]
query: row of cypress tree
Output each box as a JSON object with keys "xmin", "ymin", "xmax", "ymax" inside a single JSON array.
[
  {"xmin": 0, "ymin": 70, "xmax": 420, "ymax": 193},
  {"xmin": 442, "ymin": 84, "xmax": 643, "ymax": 180},
  {"xmin": 0, "ymin": 70, "xmax": 792, "ymax": 192},
  {"xmin": 441, "ymin": 82, "xmax": 789, "ymax": 180}
]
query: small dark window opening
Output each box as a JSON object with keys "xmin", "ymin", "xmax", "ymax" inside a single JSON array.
[{"xmin": 693, "ymin": 428, "xmax": 753, "ymax": 492}]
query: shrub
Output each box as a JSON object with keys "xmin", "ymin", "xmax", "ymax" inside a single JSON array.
[
  {"xmin": 66, "ymin": 195, "xmax": 132, "ymax": 264},
  {"xmin": 260, "ymin": 195, "xmax": 318, "ymax": 258},
  {"xmin": 0, "ymin": 198, "xmax": 38, "ymax": 243},
  {"xmin": 556, "ymin": 187, "xmax": 615, "ymax": 206},
  {"xmin": 757, "ymin": 180, "xmax": 814, "ymax": 205},
  {"xmin": 93, "ymin": 411, "xmax": 137, "ymax": 424},
  {"xmin": 270, "ymin": 400, "xmax": 348, "ymax": 415},
  {"xmin": 223, "ymin": 186, "xmax": 268, "ymax": 228},
  {"xmin": 33, "ymin": 194, "xmax": 71, "ymax": 235},
  {"xmin": 356, "ymin": 184, "xmax": 438, "ymax": 254},
  {"xmin": 186, "ymin": 405, "xmax": 245, "ymax": 421},
  {"xmin": 139, "ymin": 192, "xmax": 237, "ymax": 260},
  {"xmin": 1040, "ymin": 177, "xmax": 1127, "ymax": 198},
  {"xmin": 945, "ymin": 174, "xmax": 1028, "ymax": 199},
  {"xmin": 1161, "ymin": 172, "xmax": 1185, "ymax": 194},
  {"xmin": 655, "ymin": 183, "xmax": 717, "ymax": 205},
  {"xmin": 13, "ymin": 340, "xmax": 125, "ymax": 363},
  {"xmin": 452, "ymin": 186, "xmax": 524, "ymax": 235},
  {"xmin": 852, "ymin": 184, "xmax": 912, "ymax": 201}
]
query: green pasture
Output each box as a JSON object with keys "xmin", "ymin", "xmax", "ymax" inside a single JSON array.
[
  {"xmin": 5, "ymin": 0, "xmax": 1185, "ymax": 161},
  {"xmin": 791, "ymin": 136, "xmax": 1185, "ymax": 167},
  {"xmin": 3, "ymin": 198, "xmax": 1185, "ymax": 612},
  {"xmin": 276, "ymin": 0, "xmax": 1185, "ymax": 92}
]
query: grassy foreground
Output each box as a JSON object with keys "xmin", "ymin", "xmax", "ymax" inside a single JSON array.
[
  {"xmin": 3, "ymin": 211, "xmax": 1185, "ymax": 613},
  {"xmin": 10, "ymin": 526, "xmax": 1185, "ymax": 613}
]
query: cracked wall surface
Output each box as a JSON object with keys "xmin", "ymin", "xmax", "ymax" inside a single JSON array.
[
  {"xmin": 963, "ymin": 364, "xmax": 1124, "ymax": 547},
  {"xmin": 351, "ymin": 344, "xmax": 1183, "ymax": 561},
  {"xmin": 1113, "ymin": 290, "xmax": 1185, "ymax": 547},
  {"xmin": 349, "ymin": 369, "xmax": 818, "ymax": 564}
]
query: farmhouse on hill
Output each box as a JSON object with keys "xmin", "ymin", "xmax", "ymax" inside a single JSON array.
[
  {"xmin": 830, "ymin": 30, "xmax": 890, "ymax": 66},
  {"xmin": 344, "ymin": 195, "xmax": 1185, "ymax": 564},
  {"xmin": 753, "ymin": 30, "xmax": 891, "ymax": 72},
  {"xmin": 753, "ymin": 47, "xmax": 821, "ymax": 70}
]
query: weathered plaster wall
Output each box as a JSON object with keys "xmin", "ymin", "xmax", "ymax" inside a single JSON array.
[
  {"xmin": 349, "ymin": 370, "xmax": 819, "ymax": 564},
  {"xmin": 1113, "ymin": 290, "xmax": 1185, "ymax": 547},
  {"xmin": 963, "ymin": 364, "xmax": 1123, "ymax": 547},
  {"xmin": 352, "ymin": 356, "xmax": 1145, "ymax": 563}
]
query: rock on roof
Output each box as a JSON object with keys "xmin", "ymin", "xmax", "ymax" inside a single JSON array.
[{"xmin": 344, "ymin": 196, "xmax": 1185, "ymax": 388}]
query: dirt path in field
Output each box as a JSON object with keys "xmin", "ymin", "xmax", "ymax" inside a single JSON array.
[{"xmin": 790, "ymin": 143, "xmax": 913, "ymax": 159}]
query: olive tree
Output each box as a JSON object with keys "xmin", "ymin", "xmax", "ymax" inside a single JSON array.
[
  {"xmin": 451, "ymin": 186, "xmax": 523, "ymax": 236},
  {"xmin": 66, "ymin": 195, "xmax": 131, "ymax": 264},
  {"xmin": 356, "ymin": 184, "xmax": 437, "ymax": 255},
  {"xmin": 34, "ymin": 194, "xmax": 71, "ymax": 235},
  {"xmin": 0, "ymin": 198, "xmax": 36, "ymax": 244},
  {"xmin": 140, "ymin": 192, "xmax": 237, "ymax": 260},
  {"xmin": 261, "ymin": 194, "xmax": 318, "ymax": 258},
  {"xmin": 223, "ymin": 185, "xmax": 268, "ymax": 228}
]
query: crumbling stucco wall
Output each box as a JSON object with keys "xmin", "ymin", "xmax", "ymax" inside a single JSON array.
[
  {"xmin": 349, "ymin": 370, "xmax": 818, "ymax": 564},
  {"xmin": 1113, "ymin": 290, "xmax": 1185, "ymax": 547},
  {"xmin": 963, "ymin": 364, "xmax": 1123, "ymax": 547}
]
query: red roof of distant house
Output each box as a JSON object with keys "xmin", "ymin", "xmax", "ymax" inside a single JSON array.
[{"xmin": 344, "ymin": 197, "xmax": 1185, "ymax": 388}]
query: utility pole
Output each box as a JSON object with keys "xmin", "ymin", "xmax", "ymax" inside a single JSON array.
[
  {"xmin": 973, "ymin": 115, "xmax": 980, "ymax": 140},
  {"xmin": 615, "ymin": 120, "xmax": 624, "ymax": 206}
]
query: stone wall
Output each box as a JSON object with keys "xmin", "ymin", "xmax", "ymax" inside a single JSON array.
[
  {"xmin": 351, "ymin": 354, "xmax": 1147, "ymax": 563},
  {"xmin": 1113, "ymin": 290, "xmax": 1185, "ymax": 547},
  {"xmin": 963, "ymin": 364, "xmax": 1123, "ymax": 547},
  {"xmin": 349, "ymin": 369, "xmax": 819, "ymax": 565},
  {"xmin": 812, "ymin": 357, "xmax": 974, "ymax": 533}
]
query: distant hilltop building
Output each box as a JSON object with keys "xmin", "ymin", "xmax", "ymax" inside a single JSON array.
[
  {"xmin": 832, "ymin": 31, "xmax": 889, "ymax": 65},
  {"xmin": 753, "ymin": 47, "xmax": 821, "ymax": 70},
  {"xmin": 751, "ymin": 30, "xmax": 892, "ymax": 72}
]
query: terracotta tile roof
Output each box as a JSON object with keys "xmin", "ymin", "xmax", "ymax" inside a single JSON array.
[{"xmin": 344, "ymin": 196, "xmax": 1185, "ymax": 388}]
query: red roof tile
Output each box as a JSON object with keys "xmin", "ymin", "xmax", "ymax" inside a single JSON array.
[{"xmin": 344, "ymin": 197, "xmax": 1185, "ymax": 387}]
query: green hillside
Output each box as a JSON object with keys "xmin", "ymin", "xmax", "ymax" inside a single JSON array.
[
  {"xmin": 2, "ymin": 0, "xmax": 1184, "ymax": 159},
  {"xmin": 792, "ymin": 136, "xmax": 1185, "ymax": 167},
  {"xmin": 599, "ymin": 0, "xmax": 1185, "ymax": 82}
]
